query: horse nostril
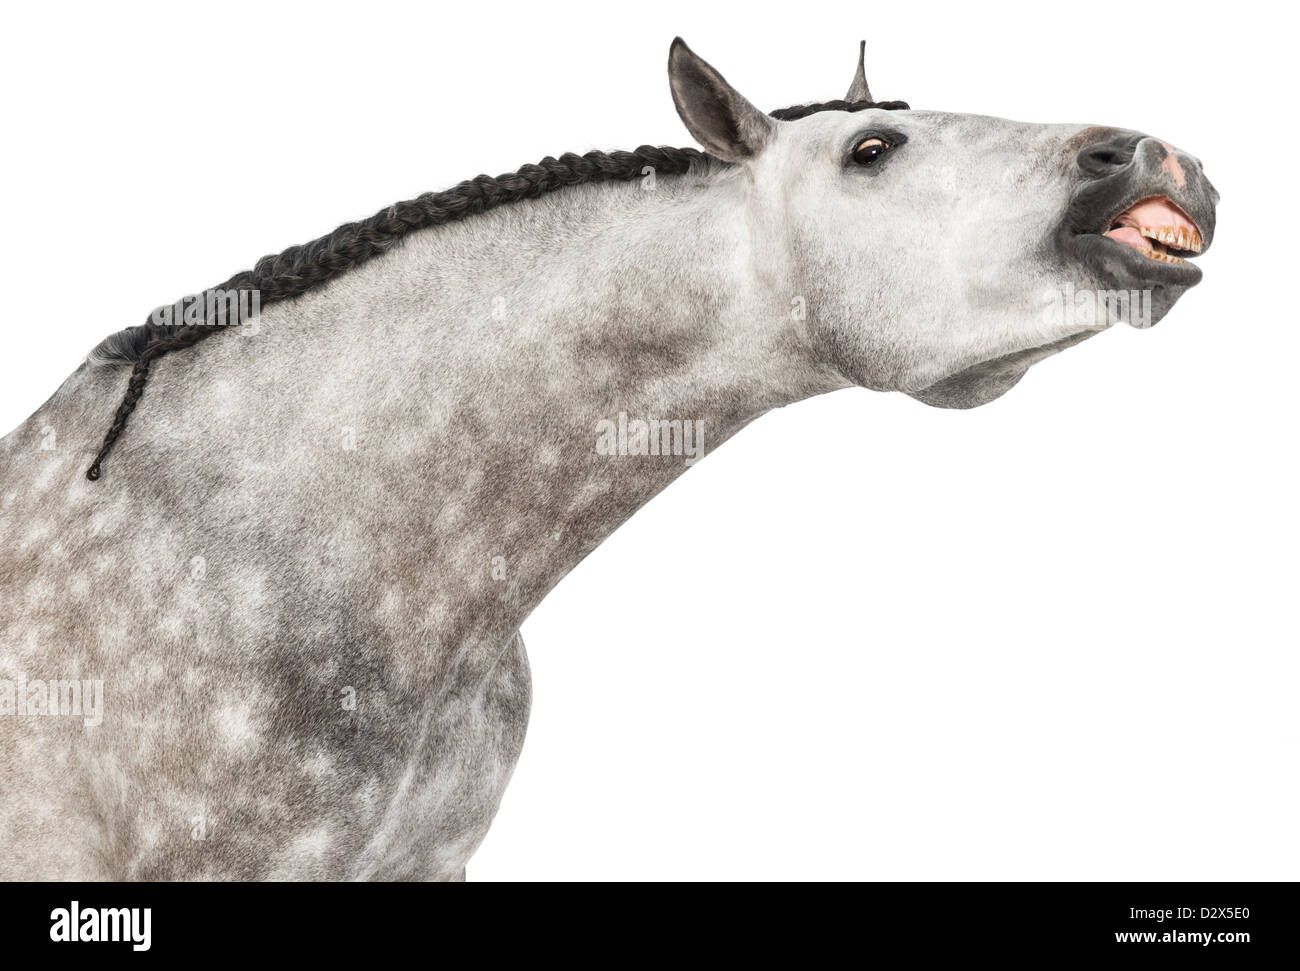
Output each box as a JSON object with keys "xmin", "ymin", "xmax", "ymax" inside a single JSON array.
[{"xmin": 1076, "ymin": 132, "xmax": 1141, "ymax": 177}]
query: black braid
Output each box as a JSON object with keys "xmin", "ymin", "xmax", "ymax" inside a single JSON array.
[
  {"xmin": 769, "ymin": 99, "xmax": 909, "ymax": 121},
  {"xmin": 84, "ymin": 98, "xmax": 907, "ymax": 482}
]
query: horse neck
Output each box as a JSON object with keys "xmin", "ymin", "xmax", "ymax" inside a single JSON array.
[
  {"xmin": 424, "ymin": 178, "xmax": 839, "ymax": 628},
  {"xmin": 182, "ymin": 170, "xmax": 845, "ymax": 639}
]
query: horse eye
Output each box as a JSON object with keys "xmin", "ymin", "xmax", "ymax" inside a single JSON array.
[{"xmin": 852, "ymin": 137, "xmax": 892, "ymax": 166}]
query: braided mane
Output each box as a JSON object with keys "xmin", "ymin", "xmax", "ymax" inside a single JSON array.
[{"xmin": 84, "ymin": 98, "xmax": 909, "ymax": 481}]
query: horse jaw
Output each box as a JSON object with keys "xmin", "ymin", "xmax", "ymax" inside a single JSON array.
[{"xmin": 909, "ymin": 330, "xmax": 1102, "ymax": 409}]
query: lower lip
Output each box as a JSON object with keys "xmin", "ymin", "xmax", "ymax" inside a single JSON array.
[{"xmin": 1071, "ymin": 233, "xmax": 1203, "ymax": 286}]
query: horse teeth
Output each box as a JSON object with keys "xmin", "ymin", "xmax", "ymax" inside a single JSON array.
[
  {"xmin": 1137, "ymin": 247, "xmax": 1186, "ymax": 264},
  {"xmin": 1138, "ymin": 224, "xmax": 1203, "ymax": 254}
]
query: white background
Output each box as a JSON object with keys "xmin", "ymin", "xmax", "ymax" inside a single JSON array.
[{"xmin": 1, "ymin": 2, "xmax": 1294, "ymax": 880}]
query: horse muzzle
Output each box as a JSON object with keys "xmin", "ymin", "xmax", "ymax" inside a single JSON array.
[{"xmin": 1059, "ymin": 129, "xmax": 1219, "ymax": 293}]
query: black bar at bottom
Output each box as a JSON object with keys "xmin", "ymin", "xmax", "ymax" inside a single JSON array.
[{"xmin": 0, "ymin": 881, "xmax": 1289, "ymax": 959}]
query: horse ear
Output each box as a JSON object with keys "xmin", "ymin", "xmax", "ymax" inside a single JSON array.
[
  {"xmin": 668, "ymin": 38, "xmax": 773, "ymax": 163},
  {"xmin": 845, "ymin": 41, "xmax": 873, "ymax": 102}
]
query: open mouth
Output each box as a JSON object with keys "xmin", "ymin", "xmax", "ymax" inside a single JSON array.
[{"xmin": 1102, "ymin": 196, "xmax": 1204, "ymax": 265}]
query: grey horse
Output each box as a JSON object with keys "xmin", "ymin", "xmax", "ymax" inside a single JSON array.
[{"xmin": 0, "ymin": 38, "xmax": 1217, "ymax": 880}]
